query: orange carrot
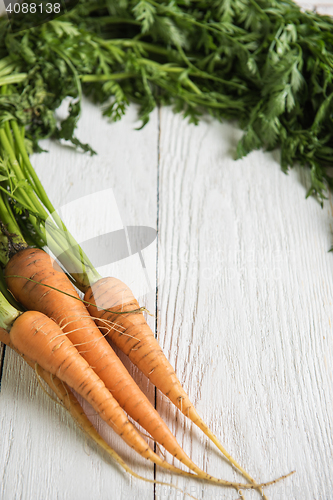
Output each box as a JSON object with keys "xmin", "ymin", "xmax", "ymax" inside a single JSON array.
[
  {"xmin": 1, "ymin": 317, "xmax": 291, "ymax": 493},
  {"xmin": 84, "ymin": 276, "xmax": 268, "ymax": 495},
  {"xmin": 5, "ymin": 248, "xmax": 269, "ymax": 489},
  {"xmin": 7, "ymin": 310, "xmax": 195, "ymax": 474},
  {"xmin": 0, "ymin": 326, "xmax": 196, "ymax": 495}
]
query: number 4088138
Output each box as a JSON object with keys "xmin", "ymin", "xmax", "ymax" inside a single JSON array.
[{"xmin": 6, "ymin": 3, "xmax": 61, "ymax": 14}]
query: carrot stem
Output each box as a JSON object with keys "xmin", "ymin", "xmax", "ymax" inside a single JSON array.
[
  {"xmin": 0, "ymin": 290, "xmax": 20, "ymax": 329},
  {"xmin": 0, "ymin": 128, "xmax": 47, "ymax": 218},
  {"xmin": 0, "ymin": 120, "xmax": 100, "ymax": 288},
  {"xmin": 0, "ymin": 120, "xmax": 100, "ymax": 291},
  {"xmin": 11, "ymin": 121, "xmax": 54, "ymax": 212}
]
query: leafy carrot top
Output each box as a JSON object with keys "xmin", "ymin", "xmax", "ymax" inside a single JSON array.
[{"xmin": 0, "ymin": 0, "xmax": 332, "ymax": 203}]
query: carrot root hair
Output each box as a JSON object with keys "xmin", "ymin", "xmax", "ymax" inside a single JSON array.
[
  {"xmin": 2, "ymin": 326, "xmax": 293, "ymax": 494},
  {"xmin": 0, "ymin": 328, "xmax": 200, "ymax": 498},
  {"xmin": 84, "ymin": 276, "xmax": 295, "ymax": 498}
]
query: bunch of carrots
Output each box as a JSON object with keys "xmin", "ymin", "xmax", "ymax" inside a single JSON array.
[{"xmin": 0, "ymin": 91, "xmax": 293, "ymax": 498}]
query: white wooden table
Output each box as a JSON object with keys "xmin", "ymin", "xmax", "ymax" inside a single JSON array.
[{"xmin": 1, "ymin": 3, "xmax": 333, "ymax": 499}]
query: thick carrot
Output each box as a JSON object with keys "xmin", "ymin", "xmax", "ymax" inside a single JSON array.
[
  {"xmin": 84, "ymin": 276, "xmax": 268, "ymax": 496},
  {"xmin": 4, "ymin": 247, "xmax": 269, "ymax": 489}
]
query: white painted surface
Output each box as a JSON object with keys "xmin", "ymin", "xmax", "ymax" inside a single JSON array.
[
  {"xmin": 1, "ymin": 3, "xmax": 333, "ymax": 500},
  {"xmin": 0, "ymin": 102, "xmax": 159, "ymax": 500}
]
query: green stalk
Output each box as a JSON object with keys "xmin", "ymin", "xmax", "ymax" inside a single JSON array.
[
  {"xmin": 0, "ymin": 182, "xmax": 99, "ymax": 291},
  {"xmin": 0, "ymin": 192, "xmax": 25, "ymax": 246},
  {"xmin": 11, "ymin": 121, "xmax": 66, "ymax": 233},
  {"xmin": 0, "ymin": 188, "xmax": 27, "ymax": 270},
  {"xmin": 107, "ymin": 39, "xmax": 177, "ymax": 58},
  {"xmin": 81, "ymin": 72, "xmax": 136, "ymax": 82},
  {"xmin": 0, "ymin": 128, "xmax": 50, "ymax": 252},
  {"xmin": 44, "ymin": 222, "xmax": 101, "ymax": 290},
  {"xmin": 0, "ymin": 289, "xmax": 20, "ymax": 330},
  {"xmin": 87, "ymin": 16, "xmax": 141, "ymax": 26},
  {"xmin": 97, "ymin": 39, "xmax": 246, "ymax": 90},
  {"xmin": 11, "ymin": 122, "xmax": 49, "ymax": 206},
  {"xmin": 13, "ymin": 123, "xmax": 100, "ymax": 289},
  {"xmin": 0, "ymin": 128, "xmax": 46, "ymax": 217},
  {"xmin": 4, "ymin": 122, "xmax": 14, "ymax": 150},
  {"xmin": 0, "ymin": 57, "xmax": 15, "ymax": 73},
  {"xmin": 0, "ymin": 63, "xmax": 17, "ymax": 78},
  {"xmin": 12, "ymin": 122, "xmax": 98, "ymax": 273},
  {"xmin": 0, "ymin": 193, "xmax": 17, "ymax": 236},
  {"xmin": 0, "ymin": 121, "xmax": 101, "ymax": 291},
  {"xmin": 0, "ymin": 74, "xmax": 27, "ymax": 86}
]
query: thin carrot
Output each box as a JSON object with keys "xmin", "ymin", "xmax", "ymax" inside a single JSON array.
[
  {"xmin": 4, "ymin": 247, "xmax": 274, "ymax": 490},
  {"xmin": 84, "ymin": 276, "xmax": 269, "ymax": 497},
  {"xmin": 0, "ymin": 327, "xmax": 198, "ymax": 499}
]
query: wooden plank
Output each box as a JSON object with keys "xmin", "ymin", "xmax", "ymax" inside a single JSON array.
[
  {"xmin": 0, "ymin": 99, "xmax": 159, "ymax": 500},
  {"xmin": 155, "ymin": 106, "xmax": 333, "ymax": 500}
]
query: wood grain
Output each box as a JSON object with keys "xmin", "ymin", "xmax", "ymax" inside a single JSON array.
[{"xmin": 154, "ymin": 105, "xmax": 333, "ymax": 500}]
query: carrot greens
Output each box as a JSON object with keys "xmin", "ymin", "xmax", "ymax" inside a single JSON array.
[{"xmin": 0, "ymin": 0, "xmax": 331, "ymax": 202}]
